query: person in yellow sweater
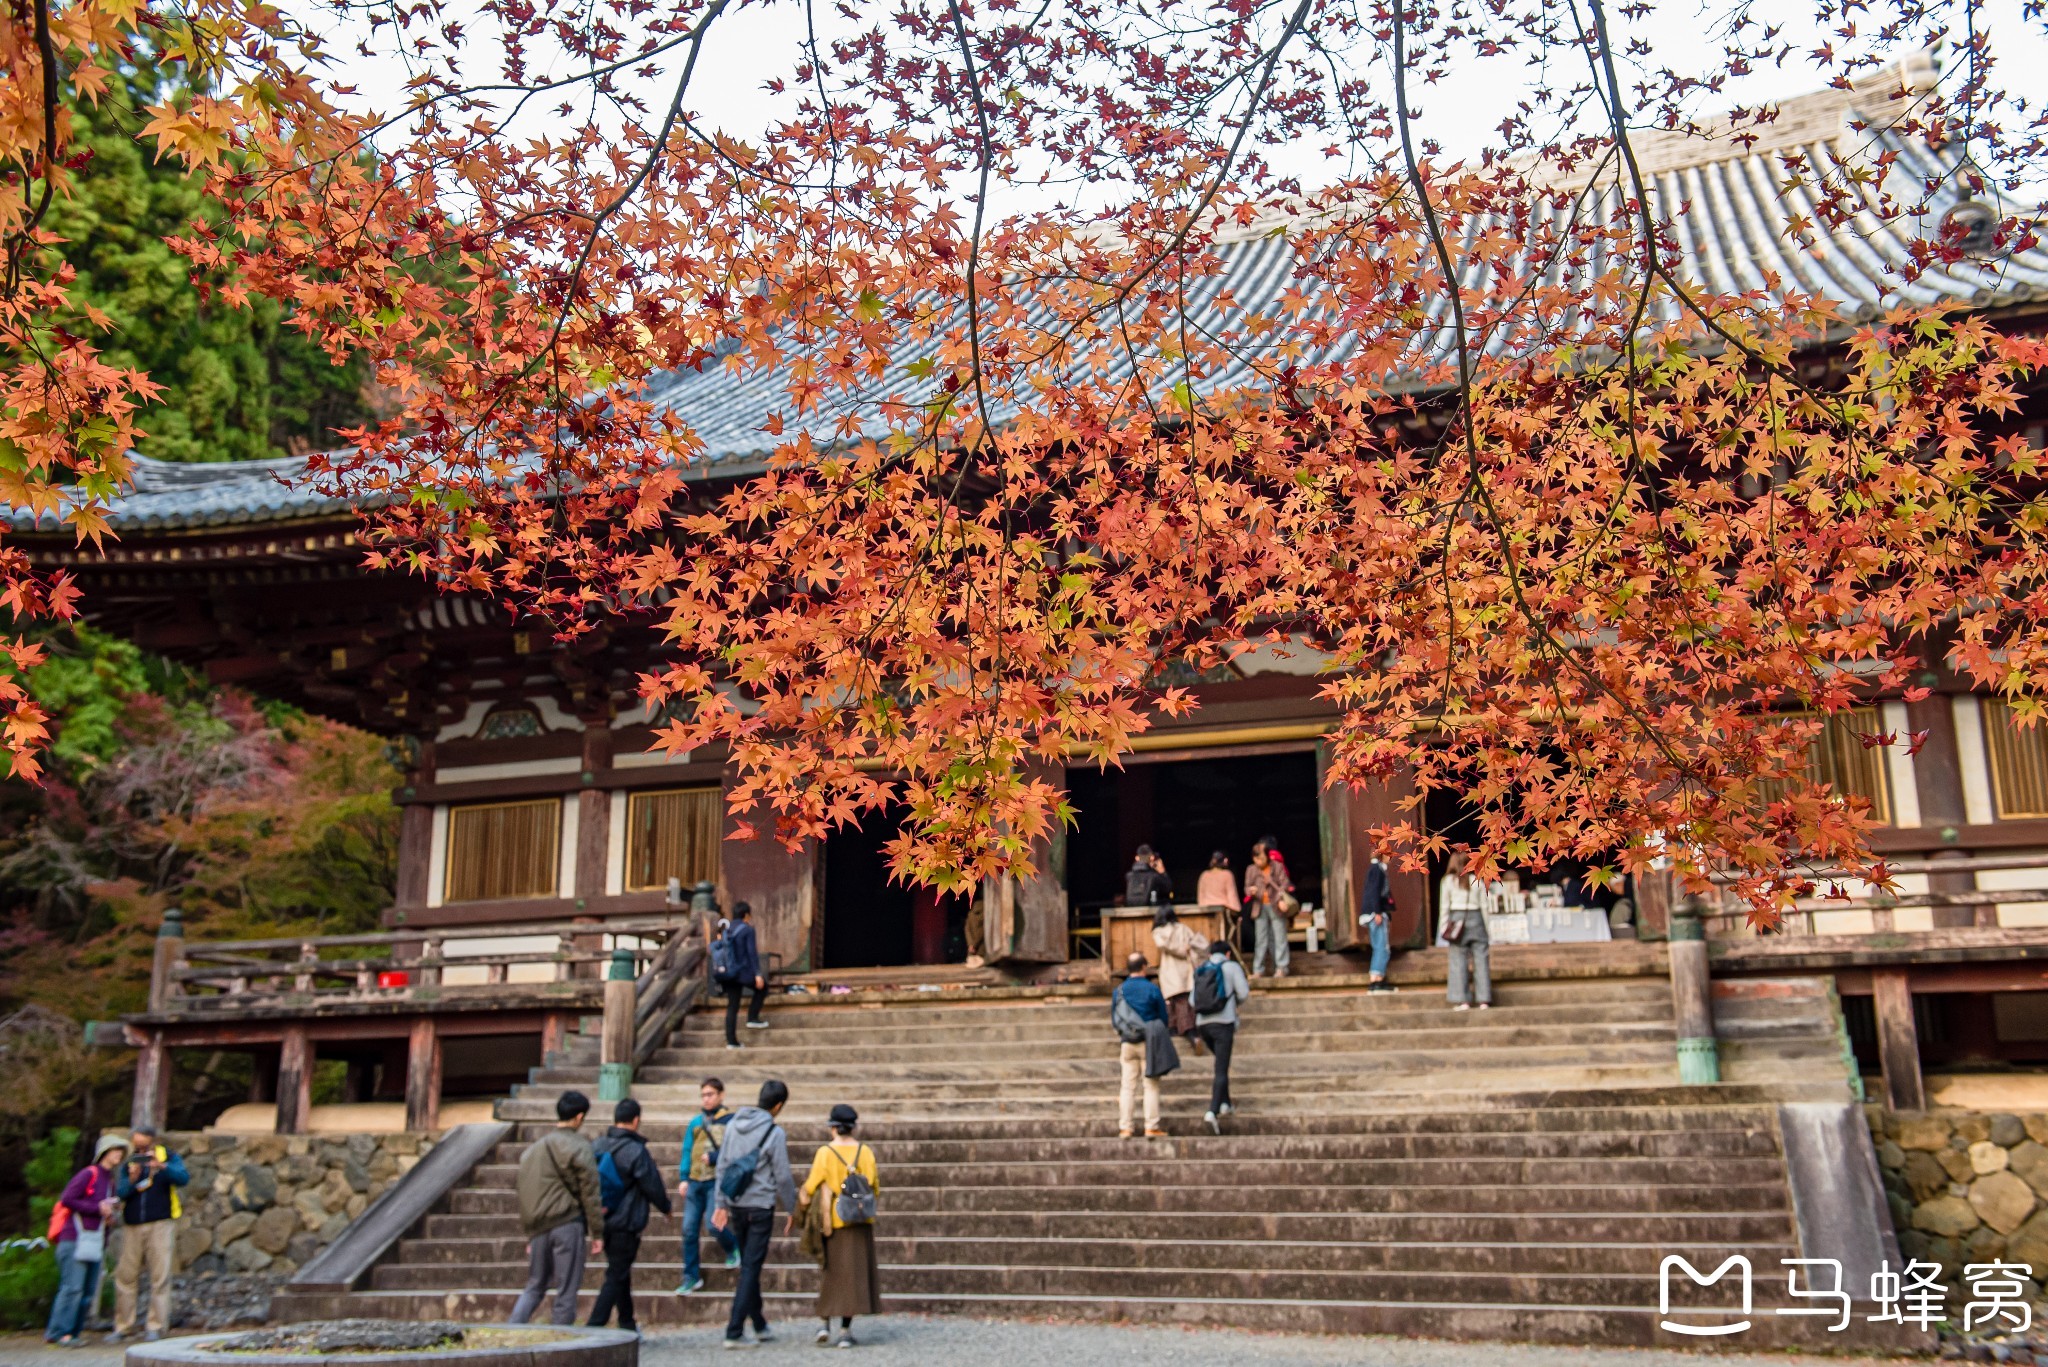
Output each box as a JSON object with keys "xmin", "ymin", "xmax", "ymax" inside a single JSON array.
[{"xmin": 799, "ymin": 1104, "xmax": 882, "ymax": 1348}]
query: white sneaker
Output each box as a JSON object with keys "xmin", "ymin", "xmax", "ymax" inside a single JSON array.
[
  {"xmin": 816, "ymin": 1324, "xmax": 832, "ymax": 1345},
  {"xmin": 746, "ymin": 1020, "xmax": 771, "ymax": 1030},
  {"xmin": 1453, "ymin": 1003, "xmax": 1470, "ymax": 1011},
  {"xmin": 1204, "ymin": 1111, "xmax": 1220, "ymax": 1135}
]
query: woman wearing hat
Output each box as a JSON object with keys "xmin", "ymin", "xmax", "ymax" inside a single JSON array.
[
  {"xmin": 45, "ymin": 1133, "xmax": 128, "ymax": 1346},
  {"xmin": 798, "ymin": 1104, "xmax": 882, "ymax": 1348}
]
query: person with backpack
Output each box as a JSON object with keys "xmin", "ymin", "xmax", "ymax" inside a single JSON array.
[
  {"xmin": 1192, "ymin": 941, "xmax": 1252, "ymax": 1134},
  {"xmin": 586, "ymin": 1098, "xmax": 672, "ymax": 1334},
  {"xmin": 108, "ymin": 1123, "xmax": 186, "ymax": 1344},
  {"xmin": 799, "ymin": 1103, "xmax": 882, "ymax": 1347},
  {"xmin": 716, "ymin": 901, "xmax": 769, "ymax": 1048},
  {"xmin": 45, "ymin": 1134, "xmax": 126, "ymax": 1346},
  {"xmin": 510, "ymin": 1090, "xmax": 604, "ymax": 1326},
  {"xmin": 1151, "ymin": 905, "xmax": 1210, "ymax": 1043},
  {"xmin": 1111, "ymin": 951, "xmax": 1170, "ymax": 1140},
  {"xmin": 675, "ymin": 1078, "xmax": 740, "ymax": 1295},
  {"xmin": 1122, "ymin": 844, "xmax": 1173, "ymax": 907},
  {"xmin": 711, "ymin": 1079, "xmax": 798, "ymax": 1349}
]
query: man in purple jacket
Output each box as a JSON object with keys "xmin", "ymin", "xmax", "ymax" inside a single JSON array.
[{"xmin": 45, "ymin": 1134, "xmax": 128, "ymax": 1346}]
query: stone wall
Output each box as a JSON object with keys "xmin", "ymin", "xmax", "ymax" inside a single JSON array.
[
  {"xmin": 167, "ymin": 1130, "xmax": 435, "ymax": 1280},
  {"xmin": 1867, "ymin": 1106, "xmax": 2048, "ymax": 1290}
]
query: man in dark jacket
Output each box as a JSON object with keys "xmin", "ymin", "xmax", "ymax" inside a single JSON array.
[
  {"xmin": 108, "ymin": 1124, "xmax": 187, "ymax": 1343},
  {"xmin": 1123, "ymin": 845, "xmax": 1173, "ymax": 907},
  {"xmin": 587, "ymin": 1098, "xmax": 672, "ymax": 1333},
  {"xmin": 720, "ymin": 901, "xmax": 769, "ymax": 1048}
]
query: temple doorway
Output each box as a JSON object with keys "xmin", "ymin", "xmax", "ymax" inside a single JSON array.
[
  {"xmin": 820, "ymin": 805, "xmax": 970, "ymax": 969},
  {"xmin": 1066, "ymin": 751, "xmax": 1325, "ymax": 919}
]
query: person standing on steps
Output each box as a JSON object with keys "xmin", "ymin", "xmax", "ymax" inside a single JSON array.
[
  {"xmin": 510, "ymin": 1090, "xmax": 604, "ymax": 1327},
  {"xmin": 676, "ymin": 1078, "xmax": 740, "ymax": 1295},
  {"xmin": 1111, "ymin": 951, "xmax": 1171, "ymax": 1140},
  {"xmin": 1193, "ymin": 941, "xmax": 1252, "ymax": 1134},
  {"xmin": 712, "ymin": 1079, "xmax": 798, "ymax": 1350},
  {"xmin": 107, "ymin": 1123, "xmax": 186, "ymax": 1345},
  {"xmin": 1244, "ymin": 838, "xmax": 1296, "ymax": 979},
  {"xmin": 1360, "ymin": 852, "xmax": 1397, "ymax": 993},
  {"xmin": 718, "ymin": 901, "xmax": 770, "ymax": 1048},
  {"xmin": 1122, "ymin": 844, "xmax": 1173, "ymax": 907},
  {"xmin": 800, "ymin": 1103, "xmax": 883, "ymax": 1348},
  {"xmin": 586, "ymin": 1097, "xmax": 671, "ymax": 1335},
  {"xmin": 1440, "ymin": 852, "xmax": 1493, "ymax": 1011},
  {"xmin": 1195, "ymin": 849, "xmax": 1241, "ymax": 951},
  {"xmin": 1151, "ymin": 905, "xmax": 1209, "ymax": 1044}
]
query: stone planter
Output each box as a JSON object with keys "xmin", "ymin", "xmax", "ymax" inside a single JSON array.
[{"xmin": 124, "ymin": 1320, "xmax": 637, "ymax": 1367}]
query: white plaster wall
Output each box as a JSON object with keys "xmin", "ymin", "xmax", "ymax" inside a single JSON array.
[
  {"xmin": 441, "ymin": 933, "xmax": 562, "ymax": 986},
  {"xmin": 1955, "ymin": 695, "xmax": 1997, "ymax": 825},
  {"xmin": 1974, "ymin": 858, "xmax": 2048, "ymax": 927},
  {"xmin": 426, "ymin": 806, "xmax": 449, "ymax": 910},
  {"xmin": 1881, "ymin": 700, "xmax": 1922, "ymax": 827},
  {"xmin": 435, "ymin": 756, "xmax": 582, "ymax": 784},
  {"xmin": 557, "ymin": 798, "xmax": 580, "ymax": 900},
  {"xmin": 606, "ymin": 791, "xmax": 629, "ymax": 897}
]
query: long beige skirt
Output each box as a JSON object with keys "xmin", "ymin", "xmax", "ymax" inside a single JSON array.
[{"xmin": 816, "ymin": 1222, "xmax": 883, "ymax": 1320}]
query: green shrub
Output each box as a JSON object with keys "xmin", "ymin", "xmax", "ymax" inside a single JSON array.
[{"xmin": 0, "ymin": 1238, "xmax": 60, "ymax": 1330}]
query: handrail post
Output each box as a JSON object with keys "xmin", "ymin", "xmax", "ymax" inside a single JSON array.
[
  {"xmin": 1670, "ymin": 897, "xmax": 1720, "ymax": 1085},
  {"xmin": 599, "ymin": 946, "xmax": 636, "ymax": 1102},
  {"xmin": 148, "ymin": 906, "xmax": 184, "ymax": 1014}
]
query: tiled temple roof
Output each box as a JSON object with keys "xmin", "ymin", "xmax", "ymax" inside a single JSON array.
[{"xmin": 29, "ymin": 71, "xmax": 2048, "ymax": 535}]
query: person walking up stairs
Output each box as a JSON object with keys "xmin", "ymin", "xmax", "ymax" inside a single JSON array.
[
  {"xmin": 1192, "ymin": 942, "xmax": 1251, "ymax": 1134},
  {"xmin": 509, "ymin": 1090, "xmax": 602, "ymax": 1326},
  {"xmin": 712, "ymin": 1079, "xmax": 797, "ymax": 1349},
  {"xmin": 588, "ymin": 1097, "xmax": 672, "ymax": 1334}
]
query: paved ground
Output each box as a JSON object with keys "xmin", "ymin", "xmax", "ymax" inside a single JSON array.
[{"xmin": 0, "ymin": 1316, "xmax": 1922, "ymax": 1365}]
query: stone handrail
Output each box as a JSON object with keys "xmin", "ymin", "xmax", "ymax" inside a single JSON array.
[{"xmin": 287, "ymin": 1121, "xmax": 511, "ymax": 1293}]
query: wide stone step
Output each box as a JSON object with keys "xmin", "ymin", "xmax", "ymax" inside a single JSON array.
[
  {"xmin": 366, "ymin": 1257, "xmax": 1770, "ymax": 1307},
  {"xmin": 464, "ymin": 1151, "xmax": 1772, "ymax": 1190},
  {"xmin": 443, "ymin": 1180, "xmax": 1789, "ymax": 1217},
  {"xmin": 272, "ymin": 1284, "xmax": 1909, "ymax": 1350},
  {"xmin": 419, "ymin": 1207, "xmax": 1797, "ymax": 1245},
  {"xmin": 392, "ymin": 1232, "xmax": 1797, "ymax": 1276},
  {"xmin": 486, "ymin": 1127, "xmax": 1783, "ymax": 1167}
]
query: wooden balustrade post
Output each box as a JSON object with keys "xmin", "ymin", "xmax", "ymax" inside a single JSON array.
[
  {"xmin": 1668, "ymin": 902, "xmax": 1720, "ymax": 1085},
  {"xmin": 130, "ymin": 1029, "xmax": 170, "ymax": 1129},
  {"xmin": 276, "ymin": 1025, "xmax": 313, "ymax": 1135},
  {"xmin": 541, "ymin": 1011, "xmax": 571, "ymax": 1065},
  {"xmin": 419, "ymin": 938, "xmax": 443, "ymax": 988},
  {"xmin": 404, "ymin": 1017, "xmax": 442, "ymax": 1132},
  {"xmin": 293, "ymin": 943, "xmax": 317, "ymax": 994},
  {"xmin": 148, "ymin": 906, "xmax": 184, "ymax": 1013},
  {"xmin": 1874, "ymin": 967, "xmax": 1927, "ymax": 1111},
  {"xmin": 600, "ymin": 947, "xmax": 636, "ymax": 1102}
]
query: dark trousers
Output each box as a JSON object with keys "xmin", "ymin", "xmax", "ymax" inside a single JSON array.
[
  {"xmin": 509, "ymin": 1219, "xmax": 586, "ymax": 1325},
  {"xmin": 724, "ymin": 1207, "xmax": 776, "ymax": 1340},
  {"xmin": 724, "ymin": 980, "xmax": 767, "ymax": 1045},
  {"xmin": 1196, "ymin": 1021, "xmax": 1236, "ymax": 1113},
  {"xmin": 586, "ymin": 1227, "xmax": 641, "ymax": 1330}
]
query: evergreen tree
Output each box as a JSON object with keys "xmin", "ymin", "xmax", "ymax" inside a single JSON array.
[{"xmin": 41, "ymin": 64, "xmax": 374, "ymax": 464}]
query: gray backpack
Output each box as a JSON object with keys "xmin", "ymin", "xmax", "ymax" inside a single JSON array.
[{"xmin": 1111, "ymin": 984, "xmax": 1147, "ymax": 1044}]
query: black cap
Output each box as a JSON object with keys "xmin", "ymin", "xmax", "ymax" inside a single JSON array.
[{"xmin": 828, "ymin": 1103, "xmax": 858, "ymax": 1127}]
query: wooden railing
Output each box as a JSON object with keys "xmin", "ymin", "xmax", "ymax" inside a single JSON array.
[
  {"xmin": 632, "ymin": 921, "xmax": 710, "ymax": 1067},
  {"xmin": 152, "ymin": 914, "xmax": 697, "ymax": 1017},
  {"xmin": 1701, "ymin": 854, "xmax": 2048, "ymax": 938}
]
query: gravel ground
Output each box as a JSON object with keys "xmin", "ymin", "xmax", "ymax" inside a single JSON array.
[{"xmin": 1, "ymin": 1315, "xmax": 1919, "ymax": 1365}]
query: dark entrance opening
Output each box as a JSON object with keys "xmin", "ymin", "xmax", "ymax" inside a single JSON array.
[
  {"xmin": 821, "ymin": 806, "xmax": 969, "ymax": 969},
  {"xmin": 1066, "ymin": 751, "xmax": 1324, "ymax": 920}
]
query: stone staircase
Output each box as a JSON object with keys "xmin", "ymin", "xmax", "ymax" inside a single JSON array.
[{"xmin": 276, "ymin": 972, "xmax": 1910, "ymax": 1346}]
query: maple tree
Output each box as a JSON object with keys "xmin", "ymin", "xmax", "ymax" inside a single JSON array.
[{"xmin": 7, "ymin": 0, "xmax": 2048, "ymax": 918}]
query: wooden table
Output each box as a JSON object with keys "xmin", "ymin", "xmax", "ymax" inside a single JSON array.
[{"xmin": 1100, "ymin": 905, "xmax": 1229, "ymax": 970}]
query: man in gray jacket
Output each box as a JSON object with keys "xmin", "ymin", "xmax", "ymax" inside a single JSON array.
[
  {"xmin": 510, "ymin": 1090, "xmax": 604, "ymax": 1325},
  {"xmin": 710, "ymin": 1079, "xmax": 797, "ymax": 1349}
]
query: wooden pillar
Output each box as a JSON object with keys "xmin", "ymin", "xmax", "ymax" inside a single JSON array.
[
  {"xmin": 131, "ymin": 1030, "xmax": 171, "ymax": 1130},
  {"xmin": 1873, "ymin": 966, "xmax": 1926, "ymax": 1111},
  {"xmin": 276, "ymin": 1025, "xmax": 313, "ymax": 1135},
  {"xmin": 1668, "ymin": 905, "xmax": 1719, "ymax": 1084},
  {"xmin": 1907, "ymin": 690, "xmax": 1980, "ymax": 926},
  {"xmin": 404, "ymin": 1017, "xmax": 442, "ymax": 1132},
  {"xmin": 600, "ymin": 947, "xmax": 636, "ymax": 1101},
  {"xmin": 147, "ymin": 906, "xmax": 184, "ymax": 1013},
  {"xmin": 576, "ymin": 724, "xmax": 612, "ymax": 905},
  {"xmin": 540, "ymin": 1011, "xmax": 571, "ymax": 1066},
  {"xmin": 394, "ymin": 738, "xmax": 436, "ymax": 912}
]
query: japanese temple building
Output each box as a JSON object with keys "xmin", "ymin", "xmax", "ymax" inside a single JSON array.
[{"xmin": 17, "ymin": 63, "xmax": 2048, "ymax": 1137}]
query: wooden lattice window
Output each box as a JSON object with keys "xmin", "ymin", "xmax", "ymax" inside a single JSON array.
[
  {"xmin": 444, "ymin": 799, "xmax": 561, "ymax": 902},
  {"xmin": 626, "ymin": 787, "xmax": 722, "ymax": 892},
  {"xmin": 1985, "ymin": 699, "xmax": 2048, "ymax": 819},
  {"xmin": 1766, "ymin": 707, "xmax": 1893, "ymax": 825}
]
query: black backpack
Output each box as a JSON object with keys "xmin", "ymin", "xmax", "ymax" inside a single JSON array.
[
  {"xmin": 1192, "ymin": 959, "xmax": 1230, "ymax": 1015},
  {"xmin": 1124, "ymin": 866, "xmax": 1157, "ymax": 906}
]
